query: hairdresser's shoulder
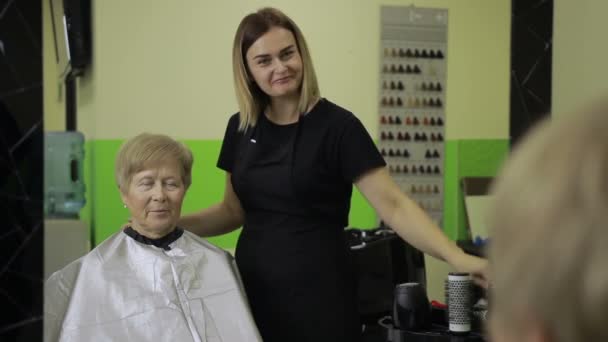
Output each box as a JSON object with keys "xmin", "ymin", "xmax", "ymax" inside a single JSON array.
[{"xmin": 315, "ymin": 98, "xmax": 360, "ymax": 125}]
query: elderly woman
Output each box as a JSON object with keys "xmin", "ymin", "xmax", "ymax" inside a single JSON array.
[{"xmin": 45, "ymin": 133, "xmax": 261, "ymax": 342}]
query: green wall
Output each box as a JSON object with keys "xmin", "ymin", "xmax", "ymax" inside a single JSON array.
[
  {"xmin": 443, "ymin": 139, "xmax": 509, "ymax": 239},
  {"xmin": 82, "ymin": 138, "xmax": 507, "ymax": 247},
  {"xmin": 82, "ymin": 139, "xmax": 376, "ymax": 247}
]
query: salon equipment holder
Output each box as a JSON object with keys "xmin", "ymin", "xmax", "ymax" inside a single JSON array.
[{"xmin": 378, "ymin": 315, "xmax": 486, "ymax": 342}]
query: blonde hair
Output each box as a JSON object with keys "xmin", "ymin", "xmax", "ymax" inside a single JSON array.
[
  {"xmin": 488, "ymin": 98, "xmax": 608, "ymax": 342},
  {"xmin": 232, "ymin": 7, "xmax": 320, "ymax": 131},
  {"xmin": 115, "ymin": 133, "xmax": 194, "ymax": 192}
]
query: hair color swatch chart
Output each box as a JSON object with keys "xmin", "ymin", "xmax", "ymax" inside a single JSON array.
[{"xmin": 379, "ymin": 6, "xmax": 448, "ymax": 226}]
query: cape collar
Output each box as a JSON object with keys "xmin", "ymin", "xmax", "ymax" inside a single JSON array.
[{"xmin": 123, "ymin": 226, "xmax": 184, "ymax": 251}]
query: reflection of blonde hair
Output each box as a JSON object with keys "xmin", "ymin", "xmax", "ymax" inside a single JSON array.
[
  {"xmin": 232, "ymin": 7, "xmax": 320, "ymax": 131},
  {"xmin": 115, "ymin": 133, "xmax": 193, "ymax": 193},
  {"xmin": 488, "ymin": 98, "xmax": 608, "ymax": 342}
]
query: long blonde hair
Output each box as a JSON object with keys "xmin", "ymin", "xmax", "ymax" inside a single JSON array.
[{"xmin": 232, "ymin": 7, "xmax": 320, "ymax": 131}]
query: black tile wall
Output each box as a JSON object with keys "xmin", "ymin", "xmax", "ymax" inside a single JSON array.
[
  {"xmin": 510, "ymin": 0, "xmax": 553, "ymax": 146},
  {"xmin": 0, "ymin": 0, "xmax": 44, "ymax": 340}
]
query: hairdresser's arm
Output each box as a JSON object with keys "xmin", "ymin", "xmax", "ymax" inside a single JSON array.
[
  {"xmin": 356, "ymin": 167, "xmax": 488, "ymax": 285},
  {"xmin": 179, "ymin": 173, "xmax": 244, "ymax": 237}
]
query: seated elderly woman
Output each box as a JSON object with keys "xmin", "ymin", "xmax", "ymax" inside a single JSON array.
[
  {"xmin": 488, "ymin": 97, "xmax": 608, "ymax": 342},
  {"xmin": 45, "ymin": 133, "xmax": 261, "ymax": 342}
]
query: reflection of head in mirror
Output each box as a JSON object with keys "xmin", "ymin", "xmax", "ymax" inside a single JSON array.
[
  {"xmin": 488, "ymin": 97, "xmax": 608, "ymax": 342},
  {"xmin": 232, "ymin": 7, "xmax": 319, "ymax": 129},
  {"xmin": 115, "ymin": 133, "xmax": 192, "ymax": 238}
]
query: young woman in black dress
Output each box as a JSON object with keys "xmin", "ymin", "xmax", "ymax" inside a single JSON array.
[{"xmin": 180, "ymin": 7, "xmax": 488, "ymax": 342}]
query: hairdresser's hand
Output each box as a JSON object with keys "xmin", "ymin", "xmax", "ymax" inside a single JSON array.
[{"xmin": 449, "ymin": 252, "xmax": 489, "ymax": 288}]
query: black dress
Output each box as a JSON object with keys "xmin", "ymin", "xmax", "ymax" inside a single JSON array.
[{"xmin": 217, "ymin": 98, "xmax": 386, "ymax": 342}]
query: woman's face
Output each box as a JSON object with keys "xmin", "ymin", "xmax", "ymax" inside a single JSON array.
[
  {"xmin": 121, "ymin": 162, "xmax": 186, "ymax": 238},
  {"xmin": 245, "ymin": 26, "xmax": 303, "ymax": 99}
]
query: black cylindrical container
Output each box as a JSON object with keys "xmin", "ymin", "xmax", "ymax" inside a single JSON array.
[{"xmin": 393, "ymin": 282, "xmax": 431, "ymax": 331}]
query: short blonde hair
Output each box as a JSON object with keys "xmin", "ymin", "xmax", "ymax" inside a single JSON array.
[
  {"xmin": 115, "ymin": 133, "xmax": 193, "ymax": 193},
  {"xmin": 232, "ymin": 7, "xmax": 320, "ymax": 131},
  {"xmin": 488, "ymin": 97, "xmax": 608, "ymax": 342}
]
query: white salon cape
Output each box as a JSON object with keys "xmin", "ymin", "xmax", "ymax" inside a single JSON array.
[{"xmin": 44, "ymin": 228, "xmax": 262, "ymax": 342}]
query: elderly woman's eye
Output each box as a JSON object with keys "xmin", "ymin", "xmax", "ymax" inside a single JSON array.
[{"xmin": 165, "ymin": 182, "xmax": 179, "ymax": 189}]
